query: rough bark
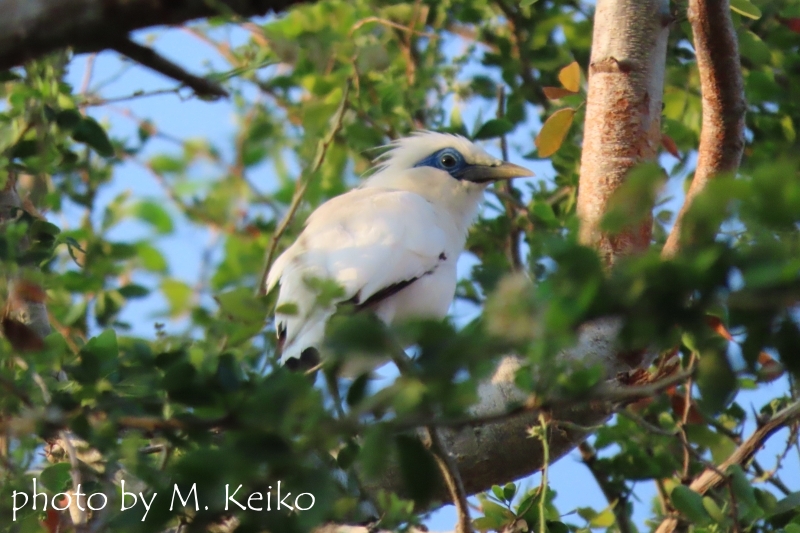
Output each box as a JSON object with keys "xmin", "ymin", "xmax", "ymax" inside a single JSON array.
[
  {"xmin": 577, "ymin": 0, "xmax": 671, "ymax": 265},
  {"xmin": 0, "ymin": 0, "xmax": 309, "ymax": 71},
  {"xmin": 661, "ymin": 0, "xmax": 745, "ymax": 258}
]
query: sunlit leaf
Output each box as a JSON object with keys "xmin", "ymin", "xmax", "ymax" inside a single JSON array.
[
  {"xmin": 535, "ymin": 108, "xmax": 575, "ymax": 157},
  {"xmin": 557, "ymin": 61, "xmax": 581, "ymax": 92},
  {"xmin": 730, "ymin": 0, "xmax": 761, "ymax": 19}
]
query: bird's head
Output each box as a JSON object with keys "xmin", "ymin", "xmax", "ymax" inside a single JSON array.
[{"xmin": 363, "ymin": 131, "xmax": 533, "ymax": 224}]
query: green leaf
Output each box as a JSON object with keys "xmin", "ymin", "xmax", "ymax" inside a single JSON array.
[
  {"xmin": 535, "ymin": 108, "xmax": 575, "ymax": 157},
  {"xmin": 727, "ymin": 464, "xmax": 759, "ymax": 514},
  {"xmin": 503, "ymin": 482, "xmax": 516, "ymax": 502},
  {"xmin": 670, "ymin": 485, "xmax": 713, "ymax": 525},
  {"xmin": 161, "ymin": 278, "xmax": 193, "ymax": 317},
  {"xmin": 83, "ymin": 329, "xmax": 119, "ymax": 361},
  {"xmin": 337, "ymin": 440, "xmax": 359, "ymax": 469},
  {"xmin": 40, "ymin": 463, "xmax": 72, "ymax": 492},
  {"xmin": 360, "ymin": 426, "xmax": 391, "ymax": 479},
  {"xmin": 216, "ymin": 287, "xmax": 269, "ymax": 324},
  {"xmin": 150, "ymin": 154, "xmax": 185, "ymax": 174},
  {"xmin": 118, "ymin": 284, "xmax": 150, "ymax": 299},
  {"xmin": 770, "ymin": 492, "xmax": 800, "ymax": 518},
  {"xmin": 696, "ymin": 349, "xmax": 737, "ymax": 414},
  {"xmin": 473, "ymin": 118, "xmax": 514, "ymax": 140},
  {"xmin": 590, "ymin": 505, "xmax": 616, "ymax": 528},
  {"xmin": 530, "ymin": 201, "xmax": 559, "ymax": 228},
  {"xmin": 135, "ymin": 242, "xmax": 168, "ymax": 273},
  {"xmin": 134, "ymin": 200, "xmax": 174, "ymax": 234},
  {"xmin": 345, "ymin": 373, "xmax": 369, "ymax": 406},
  {"xmin": 56, "ymin": 109, "xmax": 82, "ymax": 130},
  {"xmin": 546, "ymin": 522, "xmax": 569, "ymax": 533},
  {"xmin": 491, "ymin": 484, "xmax": 505, "ymax": 501},
  {"xmin": 0, "ymin": 70, "xmax": 22, "ymax": 82},
  {"xmin": 395, "ymin": 434, "xmax": 440, "ymax": 506},
  {"xmin": 72, "ymin": 116, "xmax": 114, "ymax": 157},
  {"xmin": 702, "ymin": 497, "xmax": 727, "ymax": 523},
  {"xmin": 730, "ymin": 0, "xmax": 761, "ymax": 19},
  {"xmin": 479, "ymin": 495, "xmax": 516, "ymax": 523}
]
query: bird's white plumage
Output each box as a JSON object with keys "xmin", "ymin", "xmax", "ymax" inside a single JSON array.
[
  {"xmin": 267, "ymin": 188, "xmax": 456, "ymax": 361},
  {"xmin": 266, "ymin": 131, "xmax": 529, "ymax": 371}
]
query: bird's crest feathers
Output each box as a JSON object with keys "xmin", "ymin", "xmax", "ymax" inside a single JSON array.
[{"xmin": 368, "ymin": 131, "xmax": 498, "ymax": 177}]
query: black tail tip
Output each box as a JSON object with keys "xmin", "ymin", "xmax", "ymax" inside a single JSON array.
[{"xmin": 284, "ymin": 347, "xmax": 321, "ymax": 372}]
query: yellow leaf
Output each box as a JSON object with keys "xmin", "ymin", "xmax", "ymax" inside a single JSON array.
[
  {"xmin": 535, "ymin": 108, "xmax": 575, "ymax": 157},
  {"xmin": 558, "ymin": 61, "xmax": 581, "ymax": 92},
  {"xmin": 590, "ymin": 506, "xmax": 617, "ymax": 528}
]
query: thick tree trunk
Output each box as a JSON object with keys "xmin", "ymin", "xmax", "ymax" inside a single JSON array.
[{"xmin": 577, "ymin": 0, "xmax": 671, "ymax": 265}]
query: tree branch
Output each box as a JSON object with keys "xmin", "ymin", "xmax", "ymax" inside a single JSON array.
[
  {"xmin": 109, "ymin": 38, "xmax": 228, "ymax": 99},
  {"xmin": 578, "ymin": 441, "xmax": 633, "ymax": 533},
  {"xmin": 661, "ymin": 0, "xmax": 745, "ymax": 258},
  {"xmin": 0, "ymin": 0, "xmax": 309, "ymax": 71},
  {"xmin": 655, "ymin": 400, "xmax": 800, "ymax": 533}
]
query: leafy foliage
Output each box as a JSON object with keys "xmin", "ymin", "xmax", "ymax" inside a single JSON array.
[{"xmin": 0, "ymin": 0, "xmax": 799, "ymax": 532}]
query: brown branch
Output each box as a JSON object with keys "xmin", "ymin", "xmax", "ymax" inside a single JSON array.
[
  {"xmin": 661, "ymin": 0, "xmax": 745, "ymax": 258},
  {"xmin": 655, "ymin": 400, "xmax": 800, "ymax": 533},
  {"xmin": 0, "ymin": 0, "xmax": 310, "ymax": 71},
  {"xmin": 389, "ymin": 344, "xmax": 473, "ymax": 533},
  {"xmin": 109, "ymin": 37, "xmax": 228, "ymax": 99},
  {"xmin": 425, "ymin": 426, "xmax": 474, "ymax": 533},
  {"xmin": 578, "ymin": 442, "xmax": 633, "ymax": 533}
]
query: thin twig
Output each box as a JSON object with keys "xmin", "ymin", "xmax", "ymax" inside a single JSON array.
[
  {"xmin": 388, "ymin": 345, "xmax": 473, "ymax": 533},
  {"xmin": 78, "ymin": 87, "xmax": 183, "ymax": 107},
  {"xmin": 751, "ymin": 459, "xmax": 792, "ymax": 495},
  {"xmin": 495, "ymin": 86, "xmax": 523, "ymax": 271},
  {"xmin": 79, "ymin": 53, "xmax": 96, "ymax": 95},
  {"xmin": 256, "ymin": 81, "xmax": 351, "ymax": 296},
  {"xmin": 578, "ymin": 441, "xmax": 632, "ymax": 533},
  {"xmin": 678, "ymin": 353, "xmax": 697, "ymax": 481},
  {"xmin": 349, "ymin": 17, "xmax": 437, "ymax": 39},
  {"xmin": 109, "ymin": 37, "xmax": 228, "ymax": 100},
  {"xmin": 537, "ymin": 412, "xmax": 550, "ymax": 533},
  {"xmin": 425, "ymin": 425, "xmax": 474, "ymax": 533}
]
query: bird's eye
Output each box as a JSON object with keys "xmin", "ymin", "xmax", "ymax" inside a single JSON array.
[{"xmin": 440, "ymin": 153, "xmax": 458, "ymax": 168}]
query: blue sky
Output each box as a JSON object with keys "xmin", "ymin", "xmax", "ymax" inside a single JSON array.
[{"xmin": 53, "ymin": 16, "xmax": 800, "ymax": 533}]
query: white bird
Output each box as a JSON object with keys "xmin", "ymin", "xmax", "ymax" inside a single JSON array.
[{"xmin": 266, "ymin": 131, "xmax": 532, "ymax": 373}]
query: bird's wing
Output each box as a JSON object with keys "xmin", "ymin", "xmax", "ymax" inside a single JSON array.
[{"xmin": 266, "ymin": 188, "xmax": 450, "ymax": 362}]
